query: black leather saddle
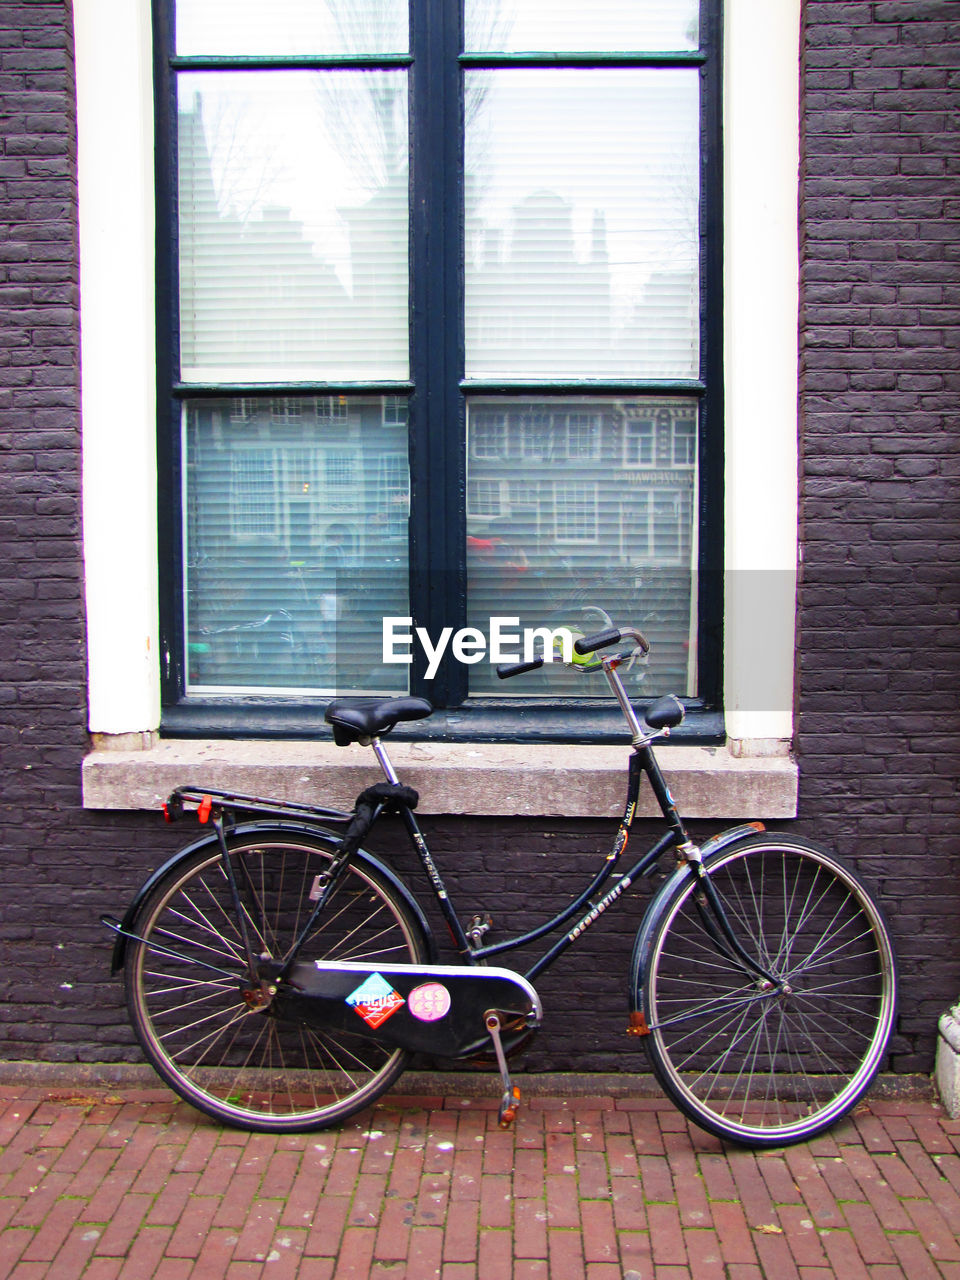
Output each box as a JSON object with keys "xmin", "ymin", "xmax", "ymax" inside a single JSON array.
[
  {"xmin": 644, "ymin": 695, "xmax": 685, "ymax": 731},
  {"xmin": 324, "ymin": 696, "xmax": 433, "ymax": 746}
]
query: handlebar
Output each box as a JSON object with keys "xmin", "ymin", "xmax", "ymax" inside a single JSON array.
[
  {"xmin": 575, "ymin": 625, "xmax": 650, "ymax": 657},
  {"xmin": 496, "ymin": 624, "xmax": 649, "ymax": 680}
]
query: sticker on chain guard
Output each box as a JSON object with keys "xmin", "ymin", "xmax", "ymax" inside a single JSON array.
[
  {"xmin": 408, "ymin": 982, "xmax": 451, "ymax": 1022},
  {"xmin": 345, "ymin": 972, "xmax": 405, "ymax": 1029}
]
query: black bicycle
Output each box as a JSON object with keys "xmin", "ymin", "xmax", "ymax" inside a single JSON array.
[{"xmin": 103, "ymin": 624, "xmax": 897, "ymax": 1148}]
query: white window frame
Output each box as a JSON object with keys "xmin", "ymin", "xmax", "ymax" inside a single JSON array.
[
  {"xmin": 553, "ymin": 482, "xmax": 599, "ymax": 544},
  {"xmin": 230, "ymin": 447, "xmax": 279, "ymax": 540},
  {"xmin": 623, "ymin": 418, "xmax": 655, "ymax": 469},
  {"xmin": 77, "ymin": 0, "xmax": 799, "ymax": 762},
  {"xmin": 467, "ymin": 478, "xmax": 506, "ymax": 518}
]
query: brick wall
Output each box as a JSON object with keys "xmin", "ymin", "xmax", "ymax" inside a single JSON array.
[
  {"xmin": 0, "ymin": 0, "xmax": 86, "ymax": 1057},
  {"xmin": 0, "ymin": 1, "xmax": 957, "ymax": 1077},
  {"xmin": 796, "ymin": 0, "xmax": 960, "ymax": 1070}
]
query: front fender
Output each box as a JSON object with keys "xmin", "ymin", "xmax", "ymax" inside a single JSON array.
[
  {"xmin": 627, "ymin": 824, "xmax": 764, "ymax": 1022},
  {"xmin": 106, "ymin": 819, "xmax": 436, "ymax": 972}
]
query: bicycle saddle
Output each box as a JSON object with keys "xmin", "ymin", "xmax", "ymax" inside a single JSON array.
[
  {"xmin": 643, "ymin": 695, "xmax": 685, "ymax": 731},
  {"xmin": 325, "ymin": 696, "xmax": 433, "ymax": 745}
]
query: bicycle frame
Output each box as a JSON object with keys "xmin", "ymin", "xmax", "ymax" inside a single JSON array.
[
  {"xmin": 351, "ymin": 653, "xmax": 709, "ymax": 984},
  {"xmin": 381, "ymin": 740, "xmax": 681, "ymax": 982},
  {"xmin": 360, "ymin": 650, "xmax": 779, "ymax": 995}
]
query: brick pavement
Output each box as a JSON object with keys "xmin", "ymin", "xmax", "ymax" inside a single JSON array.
[{"xmin": 0, "ymin": 1082, "xmax": 958, "ymax": 1278}]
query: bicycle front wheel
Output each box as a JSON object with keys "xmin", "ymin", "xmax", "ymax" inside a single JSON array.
[
  {"xmin": 124, "ymin": 830, "xmax": 429, "ymax": 1132},
  {"xmin": 641, "ymin": 834, "xmax": 897, "ymax": 1147}
]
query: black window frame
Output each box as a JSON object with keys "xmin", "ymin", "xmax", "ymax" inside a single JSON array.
[{"xmin": 154, "ymin": 0, "xmax": 724, "ymax": 744}]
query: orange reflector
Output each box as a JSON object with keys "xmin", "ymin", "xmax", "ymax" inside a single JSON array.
[
  {"xmin": 749, "ymin": 821, "xmax": 766, "ymax": 832},
  {"xmin": 197, "ymin": 795, "xmax": 213, "ymax": 824},
  {"xmin": 627, "ymin": 1010, "xmax": 651, "ymax": 1037}
]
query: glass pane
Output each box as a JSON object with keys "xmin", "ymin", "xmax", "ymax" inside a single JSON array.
[
  {"xmin": 466, "ymin": 397, "xmax": 698, "ymax": 698},
  {"xmin": 176, "ymin": 0, "xmax": 408, "ymax": 57},
  {"xmin": 184, "ymin": 396, "xmax": 409, "ymax": 695},
  {"xmin": 178, "ymin": 72, "xmax": 408, "ymax": 382},
  {"xmin": 466, "ymin": 0, "xmax": 698, "ymax": 53},
  {"xmin": 465, "ymin": 69, "xmax": 699, "ymax": 381}
]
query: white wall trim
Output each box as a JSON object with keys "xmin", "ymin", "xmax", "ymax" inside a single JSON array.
[
  {"xmin": 722, "ymin": 0, "xmax": 801, "ymax": 743},
  {"xmin": 76, "ymin": 0, "xmax": 160, "ymax": 733},
  {"xmin": 76, "ymin": 0, "xmax": 801, "ymax": 754}
]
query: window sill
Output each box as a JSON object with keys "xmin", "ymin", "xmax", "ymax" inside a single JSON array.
[{"xmin": 82, "ymin": 737, "xmax": 798, "ymax": 819}]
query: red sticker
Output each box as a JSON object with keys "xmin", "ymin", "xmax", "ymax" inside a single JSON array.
[{"xmin": 346, "ymin": 974, "xmax": 406, "ymax": 1029}]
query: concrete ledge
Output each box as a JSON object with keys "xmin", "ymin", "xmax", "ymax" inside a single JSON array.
[{"xmin": 82, "ymin": 738, "xmax": 798, "ymax": 819}]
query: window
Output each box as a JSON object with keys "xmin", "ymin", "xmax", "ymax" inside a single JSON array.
[
  {"xmin": 554, "ymin": 483, "xmax": 599, "ymax": 544},
  {"xmin": 155, "ymin": 0, "xmax": 721, "ymax": 738}
]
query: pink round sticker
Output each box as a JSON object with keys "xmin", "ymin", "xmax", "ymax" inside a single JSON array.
[{"xmin": 408, "ymin": 982, "xmax": 451, "ymax": 1022}]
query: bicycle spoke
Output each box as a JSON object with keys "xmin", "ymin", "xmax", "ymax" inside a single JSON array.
[
  {"xmin": 126, "ymin": 836, "xmax": 425, "ymax": 1131},
  {"xmin": 643, "ymin": 838, "xmax": 896, "ymax": 1145}
]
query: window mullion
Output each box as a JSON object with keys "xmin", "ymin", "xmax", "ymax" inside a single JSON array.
[
  {"xmin": 695, "ymin": 0, "xmax": 724, "ymax": 709},
  {"xmin": 408, "ymin": 0, "xmax": 466, "ymax": 706}
]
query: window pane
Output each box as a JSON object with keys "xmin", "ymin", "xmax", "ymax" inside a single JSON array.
[
  {"xmin": 178, "ymin": 72, "xmax": 408, "ymax": 382},
  {"xmin": 176, "ymin": 0, "xmax": 408, "ymax": 57},
  {"xmin": 466, "ymin": 397, "xmax": 698, "ymax": 698},
  {"xmin": 184, "ymin": 396, "xmax": 409, "ymax": 695},
  {"xmin": 465, "ymin": 0, "xmax": 698, "ymax": 53},
  {"xmin": 464, "ymin": 70, "xmax": 699, "ymax": 380}
]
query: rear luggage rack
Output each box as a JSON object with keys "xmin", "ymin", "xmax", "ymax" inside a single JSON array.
[{"xmin": 162, "ymin": 784, "xmax": 352, "ymax": 827}]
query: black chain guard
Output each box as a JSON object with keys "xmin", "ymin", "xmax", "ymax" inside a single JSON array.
[{"xmin": 275, "ymin": 960, "xmax": 542, "ymax": 1059}]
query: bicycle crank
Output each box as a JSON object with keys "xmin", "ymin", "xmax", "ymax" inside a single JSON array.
[{"xmin": 486, "ymin": 1011, "xmax": 522, "ymax": 1128}]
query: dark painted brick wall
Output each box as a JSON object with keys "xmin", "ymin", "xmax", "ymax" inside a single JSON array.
[
  {"xmin": 0, "ymin": 1, "xmax": 957, "ymax": 1076},
  {"xmin": 796, "ymin": 0, "xmax": 960, "ymax": 1070}
]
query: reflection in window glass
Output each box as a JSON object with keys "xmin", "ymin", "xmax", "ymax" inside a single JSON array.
[
  {"xmin": 466, "ymin": 398, "xmax": 698, "ymax": 698},
  {"xmin": 176, "ymin": 0, "xmax": 408, "ymax": 57},
  {"xmin": 178, "ymin": 72, "xmax": 408, "ymax": 382},
  {"xmin": 184, "ymin": 397, "xmax": 409, "ymax": 696},
  {"xmin": 465, "ymin": 0, "xmax": 698, "ymax": 53},
  {"xmin": 464, "ymin": 70, "xmax": 699, "ymax": 380}
]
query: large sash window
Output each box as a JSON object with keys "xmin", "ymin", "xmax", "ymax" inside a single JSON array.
[{"xmin": 156, "ymin": 0, "xmax": 722, "ymax": 739}]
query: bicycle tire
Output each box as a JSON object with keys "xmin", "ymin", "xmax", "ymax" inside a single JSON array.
[
  {"xmin": 124, "ymin": 829, "xmax": 429, "ymax": 1132},
  {"xmin": 640, "ymin": 834, "xmax": 897, "ymax": 1147}
]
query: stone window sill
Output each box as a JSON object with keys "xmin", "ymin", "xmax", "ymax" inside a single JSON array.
[{"xmin": 82, "ymin": 738, "xmax": 798, "ymax": 819}]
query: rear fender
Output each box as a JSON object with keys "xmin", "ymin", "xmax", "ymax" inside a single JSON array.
[
  {"xmin": 107, "ymin": 819, "xmax": 436, "ymax": 972},
  {"xmin": 627, "ymin": 824, "xmax": 764, "ymax": 1024}
]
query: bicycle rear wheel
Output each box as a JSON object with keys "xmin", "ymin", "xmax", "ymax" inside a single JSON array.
[
  {"xmin": 124, "ymin": 830, "xmax": 428, "ymax": 1132},
  {"xmin": 641, "ymin": 834, "xmax": 897, "ymax": 1147}
]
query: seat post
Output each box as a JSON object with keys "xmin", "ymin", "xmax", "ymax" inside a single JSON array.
[{"xmin": 371, "ymin": 737, "xmax": 400, "ymax": 784}]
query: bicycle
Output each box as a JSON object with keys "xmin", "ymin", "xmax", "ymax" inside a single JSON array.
[{"xmin": 102, "ymin": 624, "xmax": 897, "ymax": 1148}]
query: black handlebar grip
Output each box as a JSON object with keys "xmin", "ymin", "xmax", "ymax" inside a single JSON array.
[
  {"xmin": 573, "ymin": 627, "xmax": 622, "ymax": 656},
  {"xmin": 496, "ymin": 656, "xmax": 545, "ymax": 679}
]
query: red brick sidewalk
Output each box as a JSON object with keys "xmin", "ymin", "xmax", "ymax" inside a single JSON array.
[{"xmin": 0, "ymin": 1083, "xmax": 958, "ymax": 1278}]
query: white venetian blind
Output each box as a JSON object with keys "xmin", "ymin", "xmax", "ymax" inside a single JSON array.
[
  {"xmin": 178, "ymin": 71, "xmax": 409, "ymax": 383},
  {"xmin": 464, "ymin": 69, "xmax": 700, "ymax": 381},
  {"xmin": 183, "ymin": 396, "xmax": 410, "ymax": 696},
  {"xmin": 465, "ymin": 398, "xmax": 699, "ymax": 700},
  {"xmin": 465, "ymin": 0, "xmax": 698, "ymax": 54},
  {"xmin": 176, "ymin": 0, "xmax": 408, "ymax": 57}
]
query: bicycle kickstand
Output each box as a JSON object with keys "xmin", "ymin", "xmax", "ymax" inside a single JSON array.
[{"xmin": 485, "ymin": 1012, "xmax": 522, "ymax": 1129}]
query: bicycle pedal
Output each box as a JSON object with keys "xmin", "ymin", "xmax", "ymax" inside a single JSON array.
[{"xmin": 498, "ymin": 1085, "xmax": 521, "ymax": 1129}]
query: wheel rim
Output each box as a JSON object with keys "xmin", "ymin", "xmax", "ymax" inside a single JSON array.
[
  {"xmin": 129, "ymin": 840, "xmax": 422, "ymax": 1127},
  {"xmin": 645, "ymin": 843, "xmax": 896, "ymax": 1143}
]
